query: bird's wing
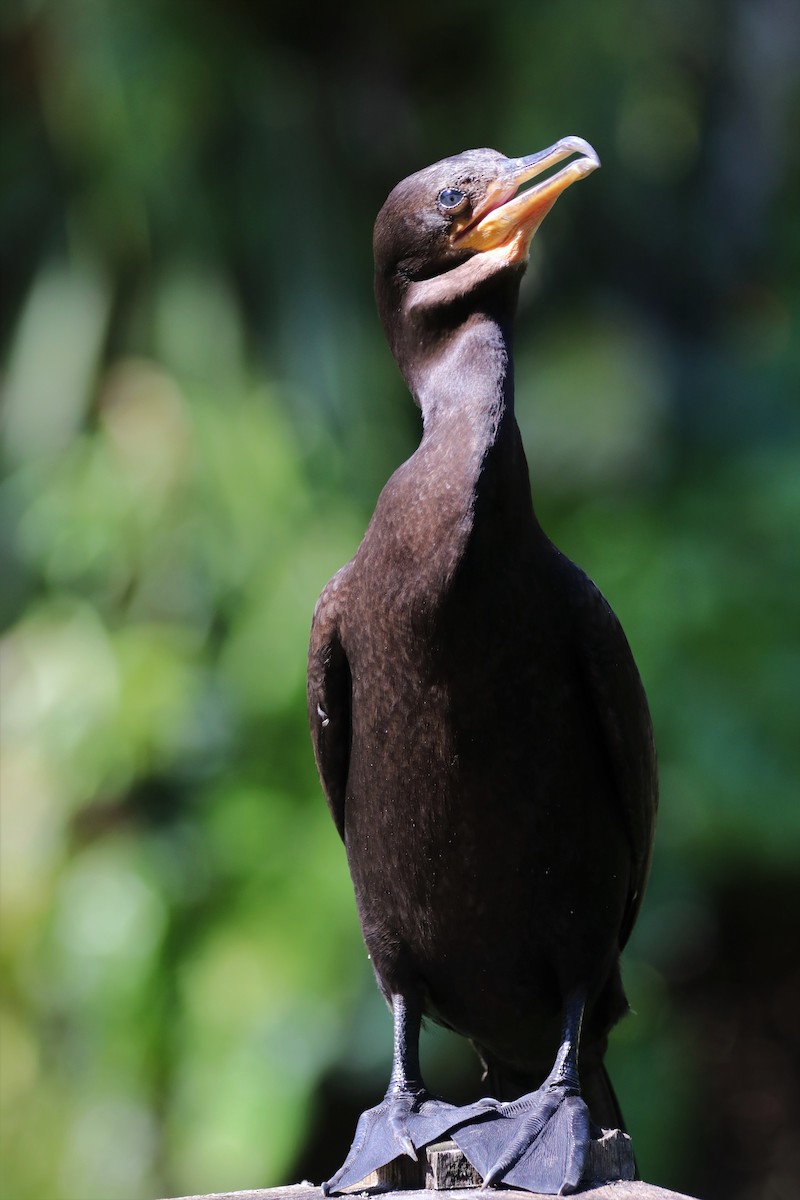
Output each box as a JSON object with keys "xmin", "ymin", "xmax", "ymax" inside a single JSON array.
[
  {"xmin": 307, "ymin": 566, "xmax": 353, "ymax": 841},
  {"xmin": 553, "ymin": 548, "xmax": 658, "ymax": 949}
]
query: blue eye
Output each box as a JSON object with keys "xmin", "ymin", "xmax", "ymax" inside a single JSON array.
[{"xmin": 437, "ymin": 187, "xmax": 468, "ymax": 213}]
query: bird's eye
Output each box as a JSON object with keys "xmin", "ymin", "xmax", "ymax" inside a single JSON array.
[{"xmin": 437, "ymin": 187, "xmax": 468, "ymax": 214}]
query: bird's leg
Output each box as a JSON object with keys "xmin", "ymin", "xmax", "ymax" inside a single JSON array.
[
  {"xmin": 539, "ymin": 986, "xmax": 584, "ymax": 1095},
  {"xmin": 384, "ymin": 991, "xmax": 428, "ymax": 1156},
  {"xmin": 323, "ymin": 992, "xmax": 496, "ymax": 1194},
  {"xmin": 452, "ymin": 989, "xmax": 592, "ymax": 1196}
]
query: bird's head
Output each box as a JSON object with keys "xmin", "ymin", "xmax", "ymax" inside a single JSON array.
[{"xmin": 373, "ymin": 138, "xmax": 600, "ymax": 393}]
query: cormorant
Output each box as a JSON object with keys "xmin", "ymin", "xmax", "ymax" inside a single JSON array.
[{"xmin": 307, "ymin": 137, "xmax": 657, "ymax": 1196}]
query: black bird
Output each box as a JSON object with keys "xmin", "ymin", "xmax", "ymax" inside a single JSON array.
[{"xmin": 307, "ymin": 137, "xmax": 657, "ymax": 1196}]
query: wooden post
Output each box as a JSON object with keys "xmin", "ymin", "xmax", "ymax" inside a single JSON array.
[
  {"xmin": 161, "ymin": 1181, "xmax": 697, "ymax": 1200},
  {"xmin": 371, "ymin": 1130, "xmax": 636, "ymax": 1190},
  {"xmin": 160, "ymin": 1135, "xmax": 700, "ymax": 1200}
]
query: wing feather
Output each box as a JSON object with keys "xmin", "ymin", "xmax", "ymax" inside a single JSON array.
[
  {"xmin": 307, "ymin": 568, "xmax": 353, "ymax": 841},
  {"xmin": 553, "ymin": 548, "xmax": 658, "ymax": 948}
]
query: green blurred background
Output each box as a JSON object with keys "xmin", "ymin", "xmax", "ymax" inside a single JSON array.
[{"xmin": 1, "ymin": 2, "xmax": 798, "ymax": 1198}]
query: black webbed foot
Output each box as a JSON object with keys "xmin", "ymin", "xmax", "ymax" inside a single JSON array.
[
  {"xmin": 322, "ymin": 1088, "xmax": 497, "ymax": 1194},
  {"xmin": 452, "ymin": 1081, "xmax": 591, "ymax": 1195}
]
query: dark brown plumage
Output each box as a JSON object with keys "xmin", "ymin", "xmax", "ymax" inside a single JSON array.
[{"xmin": 307, "ymin": 139, "xmax": 657, "ymax": 1195}]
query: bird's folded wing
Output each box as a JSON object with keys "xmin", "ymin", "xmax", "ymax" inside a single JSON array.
[
  {"xmin": 307, "ymin": 568, "xmax": 353, "ymax": 841},
  {"xmin": 552, "ymin": 547, "xmax": 659, "ymax": 948}
]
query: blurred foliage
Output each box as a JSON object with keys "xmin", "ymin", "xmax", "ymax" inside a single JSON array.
[{"xmin": 1, "ymin": 2, "xmax": 798, "ymax": 1199}]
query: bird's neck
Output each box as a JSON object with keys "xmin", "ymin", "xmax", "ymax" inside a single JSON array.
[
  {"xmin": 415, "ymin": 311, "xmax": 511, "ymax": 441},
  {"xmin": 380, "ymin": 311, "xmax": 541, "ymax": 591},
  {"xmin": 413, "ymin": 312, "xmax": 536, "ymax": 526}
]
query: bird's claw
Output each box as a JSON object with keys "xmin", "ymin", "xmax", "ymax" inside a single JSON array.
[{"xmin": 390, "ymin": 1113, "xmax": 418, "ymax": 1161}]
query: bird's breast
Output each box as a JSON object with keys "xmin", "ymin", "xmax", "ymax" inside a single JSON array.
[{"xmin": 336, "ymin": 441, "xmax": 629, "ymax": 1031}]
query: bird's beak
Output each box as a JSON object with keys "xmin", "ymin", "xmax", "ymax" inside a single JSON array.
[{"xmin": 453, "ymin": 136, "xmax": 600, "ymax": 261}]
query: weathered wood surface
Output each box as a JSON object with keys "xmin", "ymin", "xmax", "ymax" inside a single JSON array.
[
  {"xmin": 162, "ymin": 1134, "xmax": 698, "ymax": 1200},
  {"xmin": 162, "ymin": 1183, "xmax": 697, "ymax": 1200}
]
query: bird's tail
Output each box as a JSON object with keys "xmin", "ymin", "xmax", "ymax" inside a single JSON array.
[
  {"xmin": 482, "ymin": 1055, "xmax": 627, "ymax": 1134},
  {"xmin": 581, "ymin": 1062, "xmax": 627, "ymax": 1133}
]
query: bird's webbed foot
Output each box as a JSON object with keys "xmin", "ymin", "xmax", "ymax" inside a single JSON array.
[
  {"xmin": 322, "ymin": 1086, "xmax": 494, "ymax": 1194},
  {"xmin": 323, "ymin": 990, "xmax": 500, "ymax": 1194},
  {"xmin": 453, "ymin": 989, "xmax": 593, "ymax": 1195},
  {"xmin": 453, "ymin": 1078, "xmax": 591, "ymax": 1195}
]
